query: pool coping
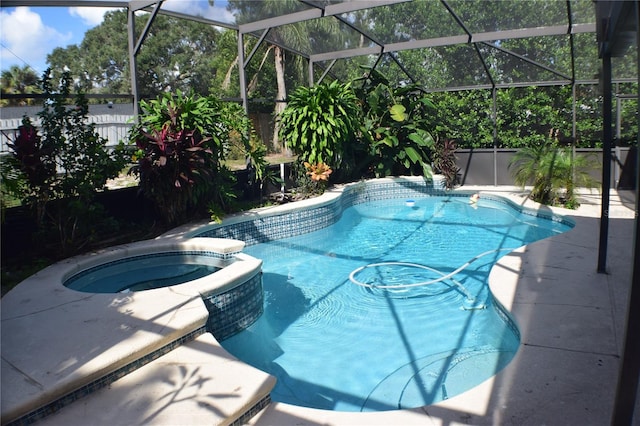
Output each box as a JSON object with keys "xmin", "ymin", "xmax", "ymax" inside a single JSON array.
[{"xmin": 0, "ymin": 238, "xmax": 261, "ymax": 424}]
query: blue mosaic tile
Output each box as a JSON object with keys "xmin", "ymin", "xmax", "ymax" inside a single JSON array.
[
  {"xmin": 229, "ymin": 394, "xmax": 272, "ymax": 426},
  {"xmin": 195, "ymin": 179, "xmax": 448, "ymax": 245},
  {"xmin": 493, "ymin": 300, "xmax": 521, "ymax": 341},
  {"xmin": 203, "ymin": 271, "xmax": 264, "ymax": 341}
]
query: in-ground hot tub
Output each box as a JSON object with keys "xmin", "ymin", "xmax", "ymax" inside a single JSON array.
[
  {"xmin": 63, "ymin": 238, "xmax": 247, "ymax": 294},
  {"xmin": 65, "ymin": 251, "xmax": 225, "ymax": 293}
]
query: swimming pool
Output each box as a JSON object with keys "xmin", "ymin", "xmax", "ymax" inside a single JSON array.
[{"xmin": 213, "ymin": 191, "xmax": 573, "ymax": 412}]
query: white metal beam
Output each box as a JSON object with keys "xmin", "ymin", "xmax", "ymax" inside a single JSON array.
[
  {"xmin": 324, "ymin": 0, "xmax": 411, "ymax": 16},
  {"xmin": 152, "ymin": 8, "xmax": 237, "ymax": 30},
  {"xmin": 129, "ymin": 0, "xmax": 159, "ymax": 12},
  {"xmin": 310, "ymin": 46, "xmax": 382, "ymax": 63},
  {"xmin": 384, "ymin": 34, "xmax": 469, "ymax": 52},
  {"xmin": 1, "ymin": 0, "xmax": 128, "ymax": 6},
  {"xmin": 238, "ymin": 0, "xmax": 411, "ymax": 34},
  {"xmin": 239, "ymin": 9, "xmax": 322, "ymax": 34},
  {"xmin": 310, "ymin": 22, "xmax": 596, "ymax": 65}
]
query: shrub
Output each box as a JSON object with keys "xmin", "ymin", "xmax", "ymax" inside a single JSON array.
[
  {"xmin": 432, "ymin": 138, "xmax": 460, "ymax": 189},
  {"xmin": 130, "ymin": 91, "xmax": 225, "ymax": 225},
  {"xmin": 278, "ymin": 80, "xmax": 363, "ymax": 182},
  {"xmin": 6, "ymin": 69, "xmax": 128, "ymax": 254},
  {"xmin": 509, "ymin": 143, "xmax": 600, "ymax": 208},
  {"xmin": 130, "ymin": 92, "xmax": 268, "ymax": 225},
  {"xmin": 353, "ymin": 67, "xmax": 436, "ymax": 178}
]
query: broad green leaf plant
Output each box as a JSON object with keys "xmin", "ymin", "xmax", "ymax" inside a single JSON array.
[
  {"xmin": 278, "ymin": 80, "xmax": 363, "ymax": 183},
  {"xmin": 353, "ymin": 67, "xmax": 436, "ymax": 178}
]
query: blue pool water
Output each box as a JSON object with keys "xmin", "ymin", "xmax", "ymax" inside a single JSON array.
[
  {"xmin": 219, "ymin": 195, "xmax": 573, "ymax": 412},
  {"xmin": 64, "ymin": 253, "xmax": 221, "ymax": 293}
]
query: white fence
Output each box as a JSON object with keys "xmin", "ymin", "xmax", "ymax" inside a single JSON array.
[{"xmin": 0, "ymin": 114, "xmax": 135, "ymax": 154}]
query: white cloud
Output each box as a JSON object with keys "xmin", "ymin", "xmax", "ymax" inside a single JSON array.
[
  {"xmin": 0, "ymin": 7, "xmax": 72, "ymax": 73},
  {"xmin": 68, "ymin": 7, "xmax": 117, "ymax": 27},
  {"xmin": 163, "ymin": 0, "xmax": 235, "ymax": 25}
]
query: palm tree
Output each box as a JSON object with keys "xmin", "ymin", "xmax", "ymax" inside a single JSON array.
[
  {"xmin": 509, "ymin": 143, "xmax": 600, "ymax": 208},
  {"xmin": 0, "ymin": 65, "xmax": 41, "ymax": 106}
]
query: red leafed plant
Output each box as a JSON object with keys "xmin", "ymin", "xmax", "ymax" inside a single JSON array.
[
  {"xmin": 135, "ymin": 125, "xmax": 213, "ymax": 189},
  {"xmin": 129, "ymin": 91, "xmax": 227, "ymax": 225},
  {"xmin": 8, "ymin": 118, "xmax": 55, "ymax": 190}
]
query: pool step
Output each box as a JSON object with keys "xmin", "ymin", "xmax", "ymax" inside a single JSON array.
[{"xmin": 36, "ymin": 333, "xmax": 276, "ymax": 426}]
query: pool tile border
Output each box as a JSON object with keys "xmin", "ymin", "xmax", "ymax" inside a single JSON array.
[
  {"xmin": 204, "ymin": 271, "xmax": 264, "ymax": 341},
  {"xmin": 191, "ymin": 177, "xmax": 573, "ymax": 244}
]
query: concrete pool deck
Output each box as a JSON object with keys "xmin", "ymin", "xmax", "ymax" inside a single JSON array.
[{"xmin": 1, "ymin": 185, "xmax": 638, "ymax": 425}]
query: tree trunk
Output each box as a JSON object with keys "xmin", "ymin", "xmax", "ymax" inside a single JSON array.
[
  {"xmin": 222, "ymin": 56, "xmax": 238, "ymax": 91},
  {"xmin": 273, "ymin": 46, "xmax": 288, "ymax": 154}
]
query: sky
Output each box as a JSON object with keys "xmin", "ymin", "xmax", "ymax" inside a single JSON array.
[{"xmin": 0, "ymin": 1, "xmax": 234, "ymax": 76}]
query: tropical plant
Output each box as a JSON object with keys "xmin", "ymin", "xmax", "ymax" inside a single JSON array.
[
  {"xmin": 305, "ymin": 162, "xmax": 332, "ymax": 182},
  {"xmin": 130, "ymin": 90, "xmax": 234, "ymax": 225},
  {"xmin": 278, "ymin": 80, "xmax": 363, "ymax": 182},
  {"xmin": 0, "ymin": 65, "xmax": 41, "ymax": 106},
  {"xmin": 228, "ymin": 0, "xmax": 345, "ymax": 152},
  {"xmin": 7, "ymin": 118, "xmax": 54, "ymax": 186},
  {"xmin": 5, "ymin": 117, "xmax": 55, "ymax": 223},
  {"xmin": 219, "ymin": 102, "xmax": 270, "ymax": 182},
  {"xmin": 432, "ymin": 138, "xmax": 460, "ymax": 189},
  {"xmin": 7, "ymin": 69, "xmax": 128, "ymax": 254},
  {"xmin": 217, "ymin": 101, "xmax": 280, "ymax": 206},
  {"xmin": 286, "ymin": 160, "xmax": 328, "ymax": 199},
  {"xmin": 353, "ymin": 67, "xmax": 436, "ymax": 178},
  {"xmin": 509, "ymin": 143, "xmax": 600, "ymax": 208},
  {"xmin": 301, "ymin": 161, "xmax": 332, "ymax": 195}
]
